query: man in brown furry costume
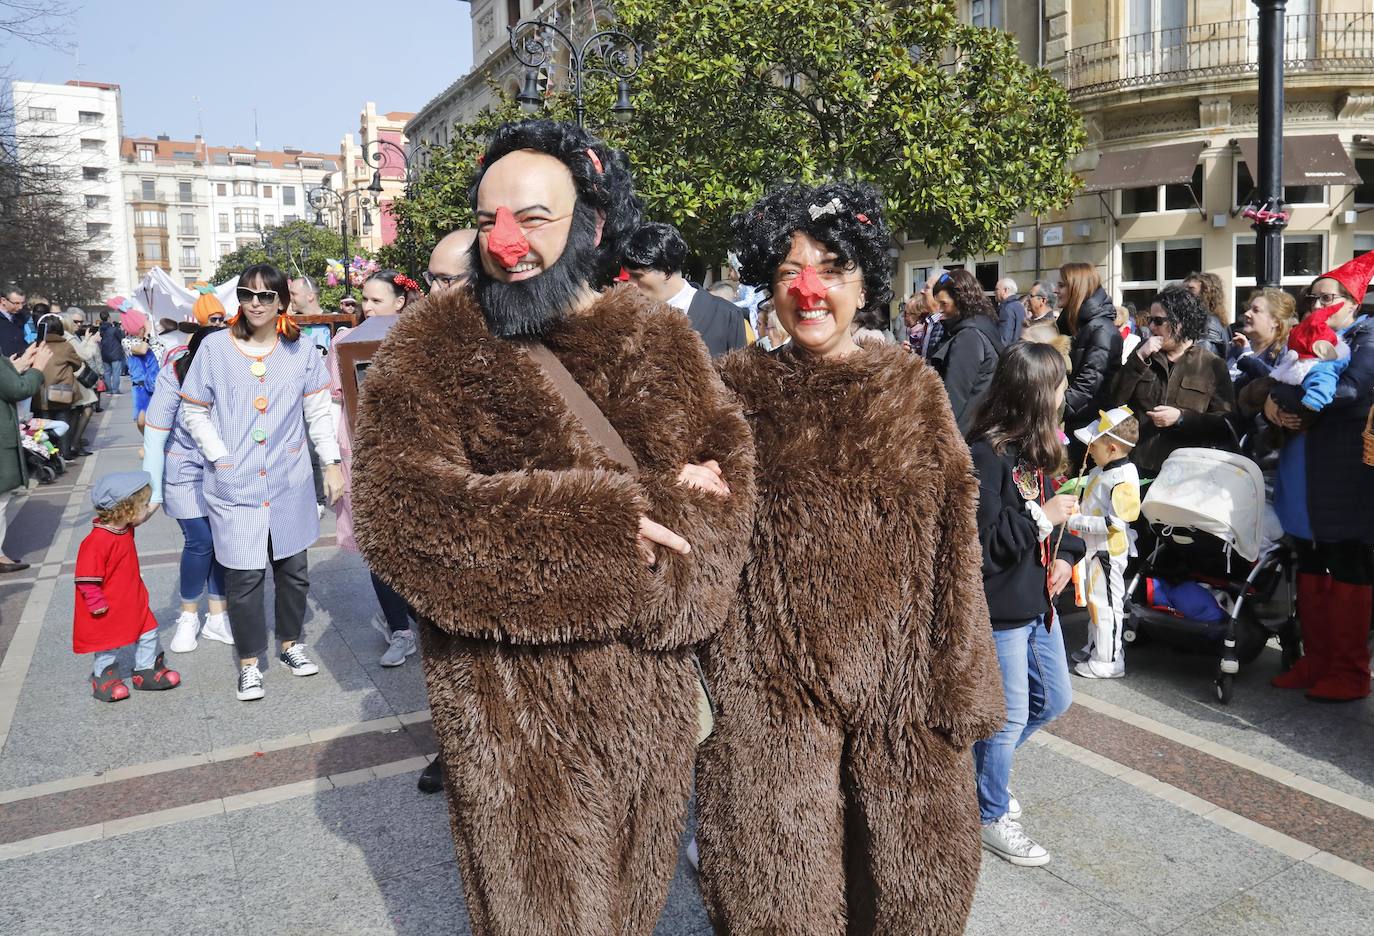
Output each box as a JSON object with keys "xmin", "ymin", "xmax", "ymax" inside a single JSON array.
[
  {"xmin": 351, "ymin": 120, "xmax": 754, "ymax": 935},
  {"xmin": 697, "ymin": 181, "xmax": 1005, "ymax": 935}
]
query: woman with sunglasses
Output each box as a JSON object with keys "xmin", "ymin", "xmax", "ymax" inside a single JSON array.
[
  {"xmin": 1266, "ymin": 252, "xmax": 1374, "ymax": 702},
  {"xmin": 1111, "ymin": 284, "xmax": 1234, "ymax": 477},
  {"xmin": 327, "ymin": 270, "xmax": 425, "ymax": 668},
  {"xmin": 178, "ymin": 263, "xmax": 343, "ymax": 701}
]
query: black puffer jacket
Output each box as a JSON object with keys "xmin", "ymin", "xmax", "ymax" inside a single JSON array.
[
  {"xmin": 930, "ymin": 312, "xmax": 1003, "ymax": 437},
  {"xmin": 1063, "ymin": 287, "xmax": 1123, "ymax": 431}
]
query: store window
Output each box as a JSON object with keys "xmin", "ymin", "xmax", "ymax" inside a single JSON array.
[
  {"xmin": 1119, "ymin": 238, "xmax": 1202, "ymax": 310},
  {"xmin": 1120, "ymin": 165, "xmax": 1204, "ymax": 215},
  {"xmin": 1234, "ymin": 160, "xmax": 1326, "ymax": 208},
  {"xmin": 1232, "ymin": 233, "xmax": 1324, "ymax": 312}
]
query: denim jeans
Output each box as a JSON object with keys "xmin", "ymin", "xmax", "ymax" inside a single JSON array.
[
  {"xmin": 176, "ymin": 516, "xmax": 226, "ymax": 603},
  {"xmin": 103, "ymin": 358, "xmax": 124, "ymax": 394},
  {"xmin": 973, "ymin": 614, "xmax": 1073, "ymax": 823},
  {"xmin": 93, "ymin": 628, "xmax": 160, "ymax": 677}
]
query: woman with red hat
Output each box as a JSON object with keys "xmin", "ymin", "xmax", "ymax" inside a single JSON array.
[{"xmin": 1266, "ymin": 249, "xmax": 1374, "ymax": 702}]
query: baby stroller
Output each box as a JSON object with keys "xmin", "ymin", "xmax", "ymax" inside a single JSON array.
[
  {"xmin": 1123, "ymin": 448, "xmax": 1296, "ymax": 704},
  {"xmin": 20, "ymin": 420, "xmax": 67, "ymax": 485}
]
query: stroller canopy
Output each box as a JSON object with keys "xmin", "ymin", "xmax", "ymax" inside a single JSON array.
[{"xmin": 1140, "ymin": 448, "xmax": 1266, "ymax": 562}]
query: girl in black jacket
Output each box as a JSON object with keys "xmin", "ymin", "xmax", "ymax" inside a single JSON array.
[
  {"xmin": 968, "ymin": 341, "xmax": 1086, "ymax": 867},
  {"xmin": 1057, "ymin": 263, "xmax": 1123, "ymax": 450}
]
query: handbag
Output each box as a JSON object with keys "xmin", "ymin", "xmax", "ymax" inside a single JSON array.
[
  {"xmin": 75, "ymin": 363, "xmax": 100, "ymax": 389},
  {"xmin": 43, "ymin": 381, "xmax": 75, "ymax": 406},
  {"xmin": 522, "ymin": 342, "xmax": 718, "ymax": 744}
]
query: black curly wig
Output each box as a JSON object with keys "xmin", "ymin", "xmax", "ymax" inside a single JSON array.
[
  {"xmin": 469, "ymin": 119, "xmax": 643, "ymax": 288},
  {"xmin": 1151, "ymin": 283, "xmax": 1207, "ymax": 343},
  {"xmin": 622, "ymin": 221, "xmax": 689, "ymax": 274},
  {"xmin": 730, "ymin": 181, "xmax": 893, "ymax": 329}
]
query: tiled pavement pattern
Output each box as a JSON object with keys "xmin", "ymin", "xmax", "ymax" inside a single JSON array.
[{"xmin": 2, "ymin": 397, "xmax": 1373, "ymax": 935}]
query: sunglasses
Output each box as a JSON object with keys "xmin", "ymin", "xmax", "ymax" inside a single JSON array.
[
  {"xmin": 1148, "ymin": 315, "xmax": 1169, "ymax": 327},
  {"xmin": 423, "ymin": 271, "xmax": 468, "ymax": 289},
  {"xmin": 236, "ymin": 287, "xmax": 279, "ymax": 306}
]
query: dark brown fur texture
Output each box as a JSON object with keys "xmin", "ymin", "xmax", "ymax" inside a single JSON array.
[
  {"xmin": 351, "ymin": 284, "xmax": 755, "ymax": 936},
  {"xmin": 698, "ymin": 343, "xmax": 1006, "ymax": 935}
]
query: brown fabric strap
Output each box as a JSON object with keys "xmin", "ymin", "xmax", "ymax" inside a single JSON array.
[{"xmin": 524, "ymin": 341, "xmax": 639, "ymax": 473}]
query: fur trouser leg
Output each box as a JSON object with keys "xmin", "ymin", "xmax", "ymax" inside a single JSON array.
[
  {"xmin": 697, "ymin": 695, "xmax": 982, "ymax": 935},
  {"xmin": 429, "ymin": 642, "xmax": 697, "ymax": 936},
  {"xmin": 841, "ymin": 722, "xmax": 983, "ymax": 936},
  {"xmin": 696, "ymin": 698, "xmax": 847, "ymax": 935}
]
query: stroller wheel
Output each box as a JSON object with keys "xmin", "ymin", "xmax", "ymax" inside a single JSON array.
[
  {"xmin": 37, "ymin": 464, "xmax": 56, "ymax": 484},
  {"xmin": 1214, "ymin": 672, "xmax": 1234, "ymax": 704}
]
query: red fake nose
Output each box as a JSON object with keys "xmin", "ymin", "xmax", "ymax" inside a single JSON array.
[
  {"xmin": 788, "ymin": 266, "xmax": 829, "ymax": 308},
  {"xmin": 487, "ymin": 207, "xmax": 531, "ymax": 269}
]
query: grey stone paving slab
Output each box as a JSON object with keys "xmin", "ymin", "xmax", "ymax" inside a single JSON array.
[
  {"xmin": 1166, "ymin": 860, "xmax": 1374, "ymax": 936},
  {"xmin": 0, "ymin": 813, "xmax": 243, "ymax": 936},
  {"xmin": 967, "ymin": 855, "xmax": 1154, "ymax": 936},
  {"xmin": 1009, "ymin": 739, "xmax": 1117, "ymax": 812},
  {"xmin": 1027, "ymin": 777, "xmax": 1296, "ymax": 933}
]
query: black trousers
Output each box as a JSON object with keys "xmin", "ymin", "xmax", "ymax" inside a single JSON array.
[
  {"xmin": 224, "ymin": 544, "xmax": 309, "ymax": 661},
  {"xmin": 370, "ymin": 571, "xmax": 415, "ymax": 633}
]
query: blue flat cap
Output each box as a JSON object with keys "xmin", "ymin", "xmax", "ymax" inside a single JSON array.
[{"xmin": 91, "ymin": 471, "xmax": 152, "ymax": 511}]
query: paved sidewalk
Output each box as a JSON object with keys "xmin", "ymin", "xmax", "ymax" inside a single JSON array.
[{"xmin": 1, "ymin": 396, "xmax": 1372, "ymax": 935}]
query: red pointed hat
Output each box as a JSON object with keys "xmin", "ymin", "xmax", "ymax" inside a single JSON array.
[{"xmin": 1320, "ymin": 249, "xmax": 1374, "ymax": 307}]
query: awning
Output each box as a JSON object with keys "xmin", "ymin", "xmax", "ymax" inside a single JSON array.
[
  {"xmin": 1081, "ymin": 141, "xmax": 1206, "ymax": 193},
  {"xmin": 1235, "ymin": 134, "xmax": 1362, "ymax": 186}
]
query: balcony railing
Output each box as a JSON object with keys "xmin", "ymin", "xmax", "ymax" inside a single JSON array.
[{"xmin": 1066, "ymin": 12, "xmax": 1374, "ymax": 96}]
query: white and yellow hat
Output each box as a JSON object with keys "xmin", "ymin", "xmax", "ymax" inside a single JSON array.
[{"xmin": 1073, "ymin": 405, "xmax": 1136, "ymax": 447}]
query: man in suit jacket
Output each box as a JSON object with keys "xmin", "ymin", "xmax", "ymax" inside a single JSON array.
[{"xmin": 623, "ymin": 222, "xmax": 748, "ymax": 358}]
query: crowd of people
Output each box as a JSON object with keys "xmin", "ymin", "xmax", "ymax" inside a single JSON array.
[{"xmin": 1, "ymin": 115, "xmax": 1372, "ymax": 935}]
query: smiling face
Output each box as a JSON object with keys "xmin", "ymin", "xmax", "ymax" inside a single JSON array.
[
  {"xmin": 238, "ymin": 274, "xmax": 285, "ymax": 334},
  {"xmin": 771, "ymin": 231, "xmax": 862, "ymax": 359},
  {"xmin": 475, "ymin": 150, "xmax": 578, "ymax": 284}
]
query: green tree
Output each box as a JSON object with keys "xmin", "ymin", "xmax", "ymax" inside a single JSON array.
[
  {"xmin": 382, "ymin": 0, "xmax": 1084, "ymax": 270},
  {"xmin": 210, "ymin": 220, "xmax": 367, "ymax": 309}
]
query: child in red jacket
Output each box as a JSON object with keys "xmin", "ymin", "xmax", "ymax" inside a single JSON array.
[{"xmin": 75, "ymin": 471, "xmax": 180, "ymax": 701}]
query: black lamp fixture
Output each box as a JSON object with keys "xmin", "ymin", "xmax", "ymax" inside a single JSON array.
[
  {"xmin": 367, "ymin": 169, "xmax": 384, "ymax": 194},
  {"xmin": 517, "ymin": 67, "xmax": 543, "ymax": 114},
  {"xmin": 611, "ymin": 78, "xmax": 634, "ymax": 124}
]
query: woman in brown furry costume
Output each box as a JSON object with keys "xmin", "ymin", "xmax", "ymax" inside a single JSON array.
[
  {"xmin": 697, "ymin": 182, "xmax": 1006, "ymax": 935},
  {"xmin": 351, "ymin": 120, "xmax": 755, "ymax": 936}
]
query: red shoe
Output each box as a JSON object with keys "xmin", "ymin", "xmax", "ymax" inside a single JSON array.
[
  {"xmin": 1273, "ymin": 573, "xmax": 1331, "ymax": 690},
  {"xmin": 131, "ymin": 652, "xmax": 181, "ymax": 691},
  {"xmin": 1307, "ymin": 581, "xmax": 1371, "ymax": 703},
  {"xmin": 92, "ymin": 664, "xmax": 130, "ymax": 702}
]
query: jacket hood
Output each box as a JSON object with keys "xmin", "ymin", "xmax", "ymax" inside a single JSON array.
[
  {"xmin": 1075, "ymin": 287, "xmax": 1116, "ymax": 327},
  {"xmin": 945, "ymin": 311, "xmax": 1004, "ymax": 349}
]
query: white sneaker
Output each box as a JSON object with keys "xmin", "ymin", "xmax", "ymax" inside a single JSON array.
[
  {"xmin": 1007, "ymin": 794, "xmax": 1022, "ymax": 821},
  {"xmin": 278, "ymin": 643, "xmax": 319, "ymax": 677},
  {"xmin": 200, "ymin": 612, "xmax": 235, "ymax": 645},
  {"xmin": 1074, "ymin": 659, "xmax": 1126, "ymax": 679},
  {"xmin": 236, "ymin": 664, "xmax": 265, "ymax": 701},
  {"xmin": 981, "ymin": 816, "xmax": 1050, "ymax": 867},
  {"xmin": 168, "ymin": 611, "xmax": 200, "ymax": 653},
  {"xmin": 686, "ymin": 836, "xmax": 700, "ymax": 870},
  {"xmin": 379, "ymin": 628, "xmax": 416, "ymax": 667},
  {"xmin": 316, "ymin": 503, "xmax": 325, "ymax": 519},
  {"xmin": 1070, "ymin": 646, "xmax": 1092, "ymax": 665}
]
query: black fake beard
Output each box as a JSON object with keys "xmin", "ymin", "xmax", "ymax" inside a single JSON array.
[{"xmin": 473, "ymin": 204, "xmax": 601, "ymax": 339}]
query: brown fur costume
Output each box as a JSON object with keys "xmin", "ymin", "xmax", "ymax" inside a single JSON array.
[
  {"xmin": 697, "ymin": 343, "xmax": 1006, "ymax": 935},
  {"xmin": 351, "ymin": 284, "xmax": 754, "ymax": 935}
]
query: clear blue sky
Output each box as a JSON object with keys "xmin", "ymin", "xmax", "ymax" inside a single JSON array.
[{"xmin": 4, "ymin": 0, "xmax": 474, "ymax": 153}]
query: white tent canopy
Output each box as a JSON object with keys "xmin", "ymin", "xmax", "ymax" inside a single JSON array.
[{"xmin": 123, "ymin": 268, "xmax": 240, "ymax": 321}]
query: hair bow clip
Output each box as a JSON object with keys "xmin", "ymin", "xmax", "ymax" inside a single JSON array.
[
  {"xmin": 855, "ymin": 213, "xmax": 871, "ymax": 224},
  {"xmin": 586, "ymin": 148, "xmax": 603, "ymax": 175},
  {"xmin": 808, "ymin": 197, "xmax": 843, "ymax": 221}
]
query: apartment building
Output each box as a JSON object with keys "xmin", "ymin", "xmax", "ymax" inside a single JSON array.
[
  {"xmin": 899, "ymin": 0, "xmax": 1374, "ymax": 321},
  {"xmin": 10, "ymin": 79, "xmax": 132, "ymax": 299},
  {"xmin": 336, "ymin": 102, "xmax": 414, "ymax": 253},
  {"xmin": 120, "ymin": 137, "xmax": 337, "ymax": 286},
  {"xmin": 407, "ymin": 0, "xmax": 583, "ymax": 164}
]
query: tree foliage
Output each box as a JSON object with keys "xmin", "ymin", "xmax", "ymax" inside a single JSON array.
[
  {"xmin": 382, "ymin": 0, "xmax": 1085, "ymax": 271},
  {"xmin": 210, "ymin": 220, "xmax": 364, "ymax": 309}
]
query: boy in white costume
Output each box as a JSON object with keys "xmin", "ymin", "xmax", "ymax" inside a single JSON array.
[{"xmin": 1067, "ymin": 407, "xmax": 1142, "ymax": 678}]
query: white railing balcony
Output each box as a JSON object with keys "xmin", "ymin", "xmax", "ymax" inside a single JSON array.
[{"xmin": 1066, "ymin": 12, "xmax": 1374, "ymax": 96}]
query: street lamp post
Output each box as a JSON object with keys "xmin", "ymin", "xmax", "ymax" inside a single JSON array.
[
  {"xmin": 508, "ymin": 16, "xmax": 643, "ymax": 128},
  {"xmin": 307, "ymin": 181, "xmax": 375, "ymax": 298},
  {"xmin": 361, "ymin": 138, "xmax": 417, "ymax": 194},
  {"xmin": 1252, "ymin": 0, "xmax": 1287, "ymax": 288}
]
